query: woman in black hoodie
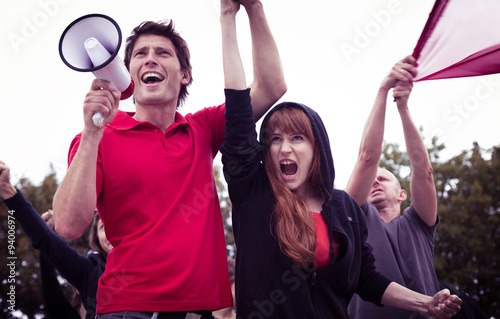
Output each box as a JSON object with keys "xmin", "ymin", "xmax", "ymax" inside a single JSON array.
[{"xmin": 219, "ymin": 1, "xmax": 461, "ymax": 318}]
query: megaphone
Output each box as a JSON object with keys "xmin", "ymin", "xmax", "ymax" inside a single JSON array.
[{"xmin": 59, "ymin": 14, "xmax": 135, "ymax": 126}]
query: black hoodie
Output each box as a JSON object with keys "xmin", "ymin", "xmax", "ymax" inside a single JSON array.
[{"xmin": 221, "ymin": 89, "xmax": 391, "ymax": 319}]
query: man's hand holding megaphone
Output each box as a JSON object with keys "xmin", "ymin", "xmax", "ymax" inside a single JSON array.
[{"xmin": 83, "ymin": 79, "xmax": 120, "ymax": 130}]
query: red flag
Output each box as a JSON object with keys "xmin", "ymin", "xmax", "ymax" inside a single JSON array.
[{"xmin": 413, "ymin": 0, "xmax": 500, "ymax": 82}]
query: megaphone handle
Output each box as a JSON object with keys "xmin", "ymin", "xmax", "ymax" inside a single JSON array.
[{"xmin": 92, "ymin": 111, "xmax": 104, "ymax": 126}]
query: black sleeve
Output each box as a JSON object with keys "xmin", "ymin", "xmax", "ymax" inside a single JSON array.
[
  {"xmin": 3, "ymin": 191, "xmax": 90, "ymax": 295},
  {"xmin": 40, "ymin": 254, "xmax": 80, "ymax": 319},
  {"xmin": 221, "ymin": 88, "xmax": 263, "ymax": 186}
]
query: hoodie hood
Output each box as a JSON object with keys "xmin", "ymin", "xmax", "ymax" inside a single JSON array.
[{"xmin": 259, "ymin": 102, "xmax": 335, "ymax": 196}]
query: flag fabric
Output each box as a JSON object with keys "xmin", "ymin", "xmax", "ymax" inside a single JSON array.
[{"xmin": 413, "ymin": 0, "xmax": 500, "ymax": 82}]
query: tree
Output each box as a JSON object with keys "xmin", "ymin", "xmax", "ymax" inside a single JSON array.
[
  {"xmin": 433, "ymin": 143, "xmax": 500, "ymax": 317},
  {"xmin": 379, "ymin": 139, "xmax": 500, "ymax": 318}
]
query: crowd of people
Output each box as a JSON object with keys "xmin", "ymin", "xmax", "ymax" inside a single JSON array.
[{"xmin": 1, "ymin": 0, "xmax": 469, "ymax": 318}]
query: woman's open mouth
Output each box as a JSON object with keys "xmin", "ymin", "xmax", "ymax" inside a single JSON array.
[{"xmin": 280, "ymin": 160, "xmax": 297, "ymax": 179}]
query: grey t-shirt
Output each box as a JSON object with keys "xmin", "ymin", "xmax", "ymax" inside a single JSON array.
[{"xmin": 348, "ymin": 202, "xmax": 440, "ymax": 319}]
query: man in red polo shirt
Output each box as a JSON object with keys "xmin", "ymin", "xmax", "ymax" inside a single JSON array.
[{"xmin": 52, "ymin": 1, "xmax": 286, "ymax": 318}]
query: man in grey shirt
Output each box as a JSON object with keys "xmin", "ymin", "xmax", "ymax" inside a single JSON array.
[{"xmin": 347, "ymin": 56, "xmax": 440, "ymax": 319}]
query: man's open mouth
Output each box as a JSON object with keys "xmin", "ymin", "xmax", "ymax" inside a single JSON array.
[{"xmin": 141, "ymin": 72, "xmax": 165, "ymax": 84}]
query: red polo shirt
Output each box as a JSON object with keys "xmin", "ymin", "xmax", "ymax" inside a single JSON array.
[{"xmin": 68, "ymin": 107, "xmax": 232, "ymax": 313}]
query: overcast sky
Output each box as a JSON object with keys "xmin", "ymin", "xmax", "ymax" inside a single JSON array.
[{"xmin": 1, "ymin": 0, "xmax": 499, "ymax": 190}]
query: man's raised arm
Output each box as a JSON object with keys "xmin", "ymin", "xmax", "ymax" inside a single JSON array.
[
  {"xmin": 346, "ymin": 56, "xmax": 417, "ymax": 206},
  {"xmin": 397, "ymin": 90, "xmax": 438, "ymax": 226}
]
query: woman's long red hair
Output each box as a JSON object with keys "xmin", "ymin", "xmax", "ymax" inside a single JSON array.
[{"xmin": 264, "ymin": 107, "xmax": 326, "ymax": 267}]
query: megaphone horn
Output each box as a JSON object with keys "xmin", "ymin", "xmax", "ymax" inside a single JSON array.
[{"xmin": 59, "ymin": 14, "xmax": 135, "ymax": 126}]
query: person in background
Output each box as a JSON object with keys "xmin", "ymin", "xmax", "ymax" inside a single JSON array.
[
  {"xmin": 346, "ymin": 55, "xmax": 444, "ymax": 318},
  {"xmin": 0, "ymin": 161, "xmax": 110, "ymax": 319},
  {"xmin": 52, "ymin": 0, "xmax": 286, "ymax": 317},
  {"xmin": 219, "ymin": 11, "xmax": 462, "ymax": 316}
]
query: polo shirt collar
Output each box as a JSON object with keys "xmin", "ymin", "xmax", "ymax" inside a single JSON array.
[{"xmin": 110, "ymin": 110, "xmax": 189, "ymax": 131}]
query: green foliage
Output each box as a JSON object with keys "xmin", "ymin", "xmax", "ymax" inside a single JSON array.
[{"xmin": 379, "ymin": 139, "xmax": 500, "ymax": 317}]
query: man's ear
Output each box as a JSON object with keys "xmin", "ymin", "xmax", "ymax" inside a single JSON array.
[
  {"xmin": 181, "ymin": 70, "xmax": 190, "ymax": 85},
  {"xmin": 398, "ymin": 189, "xmax": 407, "ymax": 203}
]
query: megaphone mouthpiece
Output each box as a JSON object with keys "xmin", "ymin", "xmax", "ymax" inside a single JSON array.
[
  {"xmin": 83, "ymin": 36, "xmax": 133, "ymax": 97},
  {"xmin": 84, "ymin": 37, "xmax": 112, "ymax": 67}
]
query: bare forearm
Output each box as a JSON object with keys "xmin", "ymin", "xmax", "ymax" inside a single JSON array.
[
  {"xmin": 399, "ymin": 106, "xmax": 437, "ymax": 225},
  {"xmin": 382, "ymin": 282, "xmax": 431, "ymax": 313},
  {"xmin": 399, "ymin": 106, "xmax": 431, "ymax": 172},
  {"xmin": 360, "ymin": 88, "xmax": 390, "ymax": 163},
  {"xmin": 244, "ymin": 1, "xmax": 286, "ymax": 119},
  {"xmin": 53, "ymin": 130, "xmax": 100, "ymax": 239},
  {"xmin": 221, "ymin": 7, "xmax": 246, "ymax": 90},
  {"xmin": 382, "ymin": 282, "xmax": 462, "ymax": 318},
  {"xmin": 346, "ymin": 87, "xmax": 389, "ymax": 205}
]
